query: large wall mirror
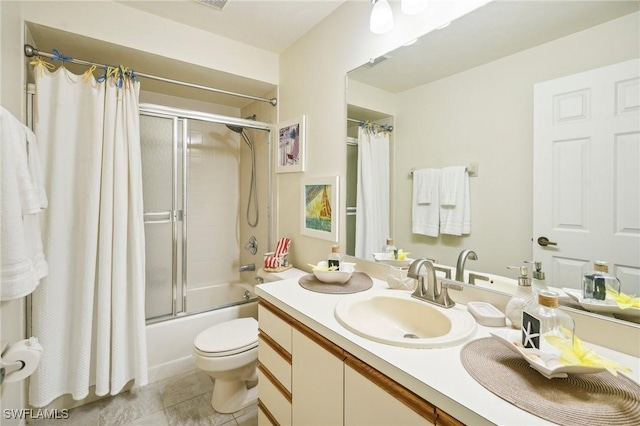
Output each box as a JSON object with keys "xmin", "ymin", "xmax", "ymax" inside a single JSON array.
[{"xmin": 346, "ymin": 0, "xmax": 639, "ymax": 324}]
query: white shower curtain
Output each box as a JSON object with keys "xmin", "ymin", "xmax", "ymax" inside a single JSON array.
[
  {"xmin": 29, "ymin": 65, "xmax": 148, "ymax": 407},
  {"xmin": 355, "ymin": 126, "xmax": 390, "ymax": 260}
]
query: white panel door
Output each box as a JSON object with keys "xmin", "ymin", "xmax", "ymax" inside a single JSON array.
[{"xmin": 533, "ymin": 59, "xmax": 640, "ymax": 295}]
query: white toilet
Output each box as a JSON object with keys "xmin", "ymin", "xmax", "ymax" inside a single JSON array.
[{"xmin": 193, "ymin": 267, "xmax": 305, "ymax": 414}]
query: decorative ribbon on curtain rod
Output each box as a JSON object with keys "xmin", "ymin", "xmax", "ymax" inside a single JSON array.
[
  {"xmin": 347, "ymin": 118, "xmax": 393, "ymax": 133},
  {"xmin": 360, "ymin": 120, "xmax": 393, "ymax": 134},
  {"xmin": 23, "ymin": 44, "xmax": 278, "ymax": 106}
]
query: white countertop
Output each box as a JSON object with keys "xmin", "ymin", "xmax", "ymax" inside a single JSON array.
[{"xmin": 256, "ymin": 276, "xmax": 640, "ymax": 426}]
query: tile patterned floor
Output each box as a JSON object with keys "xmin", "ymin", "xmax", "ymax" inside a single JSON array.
[{"xmin": 30, "ymin": 371, "xmax": 258, "ymax": 426}]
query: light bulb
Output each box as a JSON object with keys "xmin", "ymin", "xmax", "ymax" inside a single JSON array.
[
  {"xmin": 370, "ymin": 0, "xmax": 394, "ymax": 34},
  {"xmin": 401, "ymin": 0, "xmax": 429, "ymax": 16}
]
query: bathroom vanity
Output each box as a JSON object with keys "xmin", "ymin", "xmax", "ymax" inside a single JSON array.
[{"xmin": 255, "ymin": 276, "xmax": 640, "ymax": 425}]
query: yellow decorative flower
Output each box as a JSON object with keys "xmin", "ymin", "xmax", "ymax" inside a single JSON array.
[
  {"xmin": 397, "ymin": 249, "xmax": 410, "ymax": 261},
  {"xmin": 606, "ymin": 285, "xmax": 640, "ymax": 309},
  {"xmin": 545, "ymin": 328, "xmax": 632, "ymax": 377}
]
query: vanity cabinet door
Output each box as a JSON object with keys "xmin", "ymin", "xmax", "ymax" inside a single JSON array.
[
  {"xmin": 344, "ymin": 356, "xmax": 436, "ymax": 426},
  {"xmin": 292, "ymin": 327, "xmax": 345, "ymax": 426}
]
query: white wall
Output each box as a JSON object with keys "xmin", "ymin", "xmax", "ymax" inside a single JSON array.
[
  {"xmin": 347, "ymin": 79, "xmax": 396, "ymax": 116},
  {"xmin": 278, "ymin": 0, "xmax": 488, "ymax": 269},
  {"xmin": 393, "ymin": 12, "xmax": 640, "ymax": 275}
]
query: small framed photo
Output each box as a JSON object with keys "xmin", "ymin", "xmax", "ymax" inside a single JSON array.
[
  {"xmin": 301, "ymin": 176, "xmax": 339, "ymax": 242},
  {"xmin": 276, "ymin": 115, "xmax": 306, "ymax": 173}
]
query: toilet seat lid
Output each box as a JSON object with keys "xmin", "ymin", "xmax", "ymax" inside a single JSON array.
[{"xmin": 194, "ymin": 317, "xmax": 258, "ymax": 355}]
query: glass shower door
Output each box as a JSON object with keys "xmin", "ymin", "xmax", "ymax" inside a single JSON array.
[{"xmin": 140, "ymin": 114, "xmax": 185, "ymax": 320}]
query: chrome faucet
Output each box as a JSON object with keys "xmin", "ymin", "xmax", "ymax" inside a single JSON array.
[
  {"xmin": 239, "ymin": 263, "xmax": 255, "ymax": 272},
  {"xmin": 408, "ymin": 259, "xmax": 462, "ymax": 309},
  {"xmin": 408, "ymin": 258, "xmax": 438, "ymax": 303},
  {"xmin": 468, "ymin": 272, "xmax": 489, "ymax": 285},
  {"xmin": 455, "ymin": 250, "xmax": 478, "ymax": 282}
]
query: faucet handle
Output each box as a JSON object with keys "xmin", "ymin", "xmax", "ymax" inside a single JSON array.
[{"xmin": 437, "ymin": 278, "xmax": 464, "ymax": 308}]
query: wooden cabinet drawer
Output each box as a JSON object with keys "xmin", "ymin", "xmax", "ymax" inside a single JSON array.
[
  {"xmin": 258, "ymin": 401, "xmax": 276, "ymax": 426},
  {"xmin": 259, "ymin": 333, "xmax": 292, "ymax": 392},
  {"xmin": 259, "ymin": 303, "xmax": 292, "ymax": 353},
  {"xmin": 258, "ymin": 369, "xmax": 292, "ymax": 426}
]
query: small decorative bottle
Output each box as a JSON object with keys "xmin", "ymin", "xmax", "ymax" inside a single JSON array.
[
  {"xmin": 521, "ymin": 290, "xmax": 575, "ymax": 353},
  {"xmin": 505, "ymin": 265, "xmax": 534, "ymax": 329},
  {"xmin": 526, "ymin": 260, "xmax": 548, "ymax": 299},
  {"xmin": 382, "ymin": 238, "xmax": 397, "ymax": 259},
  {"xmin": 582, "ymin": 261, "xmax": 620, "ymax": 300},
  {"xmin": 327, "ymin": 245, "xmax": 342, "ymax": 270}
]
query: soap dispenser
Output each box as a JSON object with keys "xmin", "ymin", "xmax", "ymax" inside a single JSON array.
[
  {"xmin": 327, "ymin": 245, "xmax": 343, "ymax": 270},
  {"xmin": 525, "ymin": 260, "xmax": 548, "ymax": 298},
  {"xmin": 582, "ymin": 261, "xmax": 620, "ymax": 300},
  {"xmin": 505, "ymin": 265, "xmax": 534, "ymax": 329}
]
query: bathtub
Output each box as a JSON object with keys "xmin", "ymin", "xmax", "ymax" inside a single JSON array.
[{"xmin": 146, "ymin": 281, "xmax": 257, "ymax": 383}]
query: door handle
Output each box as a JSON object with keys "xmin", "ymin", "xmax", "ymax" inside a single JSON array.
[{"xmin": 537, "ymin": 236, "xmax": 558, "ymax": 247}]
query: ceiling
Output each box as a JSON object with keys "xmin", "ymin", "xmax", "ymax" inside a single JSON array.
[
  {"xmin": 348, "ymin": 0, "xmax": 640, "ymax": 93},
  {"xmin": 26, "ymin": 0, "xmax": 346, "ymax": 109}
]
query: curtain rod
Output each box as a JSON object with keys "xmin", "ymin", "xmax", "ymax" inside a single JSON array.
[
  {"xmin": 24, "ymin": 44, "xmax": 277, "ymax": 107},
  {"xmin": 347, "ymin": 117, "xmax": 393, "ymax": 132}
]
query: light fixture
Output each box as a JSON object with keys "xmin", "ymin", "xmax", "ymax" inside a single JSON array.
[
  {"xmin": 401, "ymin": 0, "xmax": 429, "ymax": 16},
  {"xmin": 370, "ymin": 0, "xmax": 394, "ymax": 34}
]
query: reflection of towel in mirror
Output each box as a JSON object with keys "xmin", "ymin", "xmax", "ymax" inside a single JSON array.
[
  {"xmin": 412, "ymin": 168, "xmax": 440, "ymax": 237},
  {"xmin": 440, "ymin": 166, "xmax": 470, "ymax": 236}
]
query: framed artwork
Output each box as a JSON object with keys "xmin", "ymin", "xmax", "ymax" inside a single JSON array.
[
  {"xmin": 301, "ymin": 176, "xmax": 339, "ymax": 242},
  {"xmin": 276, "ymin": 115, "xmax": 306, "ymax": 173}
]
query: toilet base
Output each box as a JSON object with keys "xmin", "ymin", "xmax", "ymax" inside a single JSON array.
[{"xmin": 211, "ymin": 378, "xmax": 258, "ymax": 414}]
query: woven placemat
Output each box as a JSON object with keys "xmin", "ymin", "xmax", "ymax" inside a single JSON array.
[
  {"xmin": 298, "ymin": 272, "xmax": 373, "ymax": 294},
  {"xmin": 460, "ymin": 337, "xmax": 640, "ymax": 425}
]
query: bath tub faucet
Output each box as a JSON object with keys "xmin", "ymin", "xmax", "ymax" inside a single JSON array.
[
  {"xmin": 455, "ymin": 250, "xmax": 478, "ymax": 282},
  {"xmin": 239, "ymin": 263, "xmax": 255, "ymax": 272}
]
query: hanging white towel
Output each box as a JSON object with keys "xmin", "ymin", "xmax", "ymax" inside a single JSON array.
[
  {"xmin": 440, "ymin": 166, "xmax": 470, "ymax": 236},
  {"xmin": 1, "ymin": 107, "xmax": 48, "ymax": 301},
  {"xmin": 440, "ymin": 165, "xmax": 463, "ymax": 206},
  {"xmin": 412, "ymin": 168, "xmax": 440, "ymax": 237}
]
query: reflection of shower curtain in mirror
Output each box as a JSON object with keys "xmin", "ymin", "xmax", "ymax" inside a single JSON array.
[
  {"xmin": 355, "ymin": 127, "xmax": 390, "ymax": 260},
  {"xmin": 29, "ymin": 64, "xmax": 148, "ymax": 407}
]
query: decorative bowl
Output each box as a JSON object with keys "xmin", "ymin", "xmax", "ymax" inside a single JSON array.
[
  {"xmin": 313, "ymin": 269, "xmax": 353, "ymax": 284},
  {"xmin": 490, "ymin": 329, "xmax": 606, "ymax": 379}
]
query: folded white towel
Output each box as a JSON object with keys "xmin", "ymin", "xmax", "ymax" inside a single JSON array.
[
  {"xmin": 412, "ymin": 168, "xmax": 440, "ymax": 237},
  {"xmin": 414, "ymin": 168, "xmax": 436, "ymax": 204},
  {"xmin": 1, "ymin": 107, "xmax": 48, "ymax": 301},
  {"xmin": 440, "ymin": 166, "xmax": 471, "ymax": 236},
  {"xmin": 440, "ymin": 165, "xmax": 465, "ymax": 206}
]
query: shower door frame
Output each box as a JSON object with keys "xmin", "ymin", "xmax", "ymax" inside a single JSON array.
[{"xmin": 140, "ymin": 103, "xmax": 274, "ymax": 324}]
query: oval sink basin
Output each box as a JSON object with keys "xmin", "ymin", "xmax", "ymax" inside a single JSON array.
[{"xmin": 335, "ymin": 290, "xmax": 476, "ymax": 348}]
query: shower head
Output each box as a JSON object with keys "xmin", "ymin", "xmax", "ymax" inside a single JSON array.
[{"xmin": 225, "ymin": 115, "xmax": 256, "ymax": 134}]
